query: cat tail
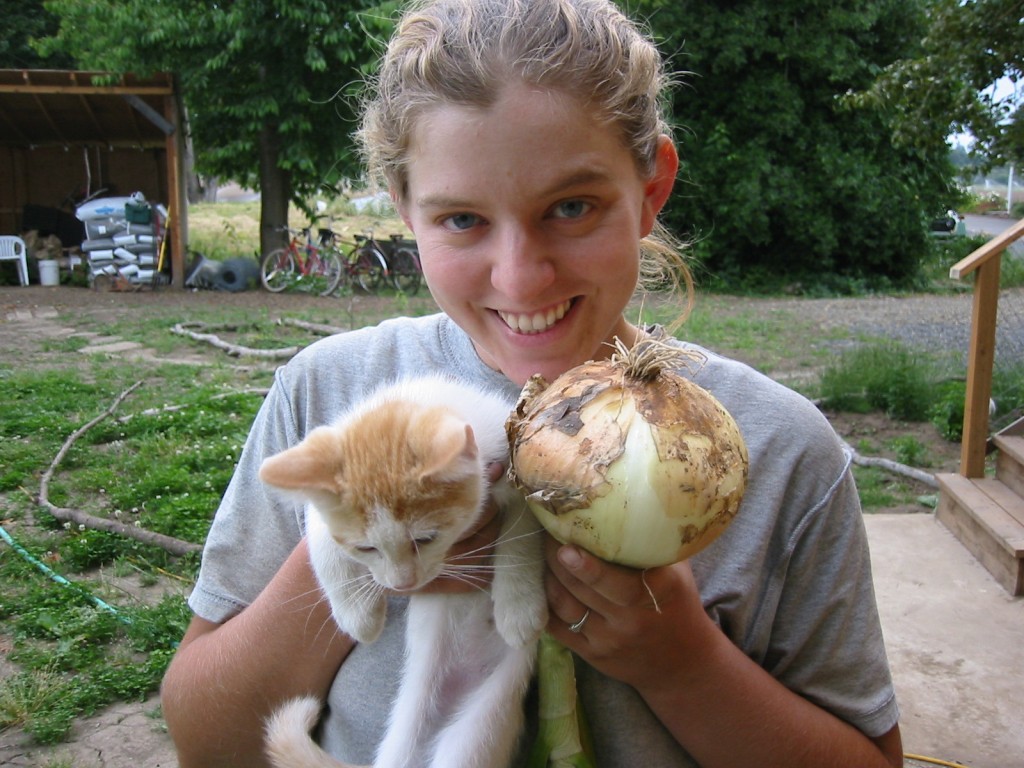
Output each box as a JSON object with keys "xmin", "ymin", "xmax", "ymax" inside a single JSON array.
[{"xmin": 264, "ymin": 696, "xmax": 368, "ymax": 768}]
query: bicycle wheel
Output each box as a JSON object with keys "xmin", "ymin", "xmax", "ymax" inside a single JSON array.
[
  {"xmin": 352, "ymin": 244, "xmax": 388, "ymax": 294},
  {"xmin": 315, "ymin": 248, "xmax": 344, "ymax": 296},
  {"xmin": 390, "ymin": 246, "xmax": 422, "ymax": 295},
  {"xmin": 260, "ymin": 248, "xmax": 296, "ymax": 292}
]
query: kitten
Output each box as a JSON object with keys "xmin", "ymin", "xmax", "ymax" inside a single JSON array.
[{"xmin": 258, "ymin": 374, "xmax": 547, "ymax": 768}]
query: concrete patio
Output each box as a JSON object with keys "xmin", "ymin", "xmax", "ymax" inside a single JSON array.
[{"xmin": 866, "ymin": 513, "xmax": 1024, "ymax": 767}]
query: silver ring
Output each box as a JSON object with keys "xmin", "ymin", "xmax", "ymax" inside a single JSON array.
[{"xmin": 568, "ymin": 609, "xmax": 591, "ymax": 634}]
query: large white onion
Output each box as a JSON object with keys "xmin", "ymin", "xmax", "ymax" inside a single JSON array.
[{"xmin": 507, "ymin": 334, "xmax": 748, "ymax": 568}]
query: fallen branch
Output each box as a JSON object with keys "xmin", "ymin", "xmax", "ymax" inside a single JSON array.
[
  {"xmin": 277, "ymin": 317, "xmax": 346, "ymax": 335},
  {"xmin": 840, "ymin": 439, "xmax": 939, "ymax": 489},
  {"xmin": 36, "ymin": 381, "xmax": 202, "ymax": 557},
  {"xmin": 171, "ymin": 321, "xmax": 300, "ymax": 358}
]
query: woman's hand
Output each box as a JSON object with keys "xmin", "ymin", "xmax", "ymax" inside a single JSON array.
[{"xmin": 542, "ymin": 536, "xmax": 716, "ymax": 694}]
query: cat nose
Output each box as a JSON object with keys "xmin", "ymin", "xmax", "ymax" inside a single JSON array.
[{"xmin": 390, "ymin": 572, "xmax": 420, "ymax": 591}]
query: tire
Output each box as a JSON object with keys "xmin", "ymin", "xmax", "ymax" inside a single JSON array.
[
  {"xmin": 260, "ymin": 248, "xmax": 295, "ymax": 292},
  {"xmin": 292, "ymin": 249, "xmax": 343, "ymax": 296},
  {"xmin": 352, "ymin": 244, "xmax": 388, "ymax": 293},
  {"xmin": 316, "ymin": 248, "xmax": 344, "ymax": 296},
  {"xmin": 390, "ymin": 246, "xmax": 422, "ymax": 294}
]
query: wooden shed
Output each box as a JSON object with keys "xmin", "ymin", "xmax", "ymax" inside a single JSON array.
[{"xmin": 0, "ymin": 69, "xmax": 187, "ymax": 288}]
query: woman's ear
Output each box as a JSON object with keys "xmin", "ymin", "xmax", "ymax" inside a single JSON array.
[{"xmin": 640, "ymin": 136, "xmax": 678, "ymax": 236}]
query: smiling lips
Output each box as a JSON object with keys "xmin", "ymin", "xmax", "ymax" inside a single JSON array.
[{"xmin": 498, "ymin": 300, "xmax": 572, "ymax": 334}]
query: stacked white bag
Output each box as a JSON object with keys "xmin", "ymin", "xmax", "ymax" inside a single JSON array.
[{"xmin": 76, "ymin": 193, "xmax": 165, "ymax": 285}]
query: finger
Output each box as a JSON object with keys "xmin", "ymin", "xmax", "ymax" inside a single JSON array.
[
  {"xmin": 486, "ymin": 460, "xmax": 505, "ymax": 484},
  {"xmin": 545, "ymin": 540, "xmax": 631, "ymax": 607}
]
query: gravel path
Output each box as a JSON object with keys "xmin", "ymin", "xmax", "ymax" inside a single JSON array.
[{"xmin": 705, "ymin": 288, "xmax": 1024, "ymax": 364}]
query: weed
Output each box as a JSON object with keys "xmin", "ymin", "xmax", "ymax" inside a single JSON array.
[
  {"xmin": 930, "ymin": 379, "xmax": 967, "ymax": 441},
  {"xmin": 853, "ymin": 465, "xmax": 936, "ymax": 512},
  {"xmin": 819, "ymin": 342, "xmax": 941, "ymax": 421},
  {"xmin": 888, "ymin": 436, "xmax": 931, "ymax": 467}
]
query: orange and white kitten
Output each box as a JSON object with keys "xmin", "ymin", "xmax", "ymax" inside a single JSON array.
[{"xmin": 259, "ymin": 374, "xmax": 546, "ymax": 768}]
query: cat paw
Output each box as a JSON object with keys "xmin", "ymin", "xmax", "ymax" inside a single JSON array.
[
  {"xmin": 332, "ymin": 597, "xmax": 388, "ymax": 644},
  {"xmin": 495, "ymin": 601, "xmax": 548, "ymax": 648}
]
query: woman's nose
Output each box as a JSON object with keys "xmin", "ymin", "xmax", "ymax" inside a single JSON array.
[{"xmin": 489, "ymin": 226, "xmax": 556, "ymax": 301}]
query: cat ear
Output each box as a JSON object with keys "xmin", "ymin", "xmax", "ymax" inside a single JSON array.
[
  {"xmin": 259, "ymin": 430, "xmax": 345, "ymax": 493},
  {"xmin": 418, "ymin": 421, "xmax": 479, "ymax": 485}
]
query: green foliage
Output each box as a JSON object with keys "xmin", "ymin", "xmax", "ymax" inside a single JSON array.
[
  {"xmin": 0, "ymin": 574, "xmax": 189, "ymax": 743},
  {"xmin": 819, "ymin": 341, "xmax": 937, "ymax": 420},
  {"xmin": 916, "ymin": 233, "xmax": 988, "ymax": 290},
  {"xmin": 38, "ymin": 0, "xmax": 399, "ymax": 202},
  {"xmin": 635, "ymin": 0, "xmax": 955, "ymax": 289},
  {"xmin": 929, "ymin": 379, "xmax": 966, "ymax": 441},
  {"xmin": 0, "ymin": 0, "xmax": 73, "ymax": 67},
  {"xmin": 853, "ymin": 0, "xmax": 1024, "ymax": 169},
  {"xmin": 888, "ymin": 435, "xmax": 930, "ymax": 467}
]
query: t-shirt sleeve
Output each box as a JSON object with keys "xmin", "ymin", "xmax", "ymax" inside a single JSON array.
[
  {"xmin": 757, "ymin": 454, "xmax": 900, "ymax": 738},
  {"xmin": 188, "ymin": 367, "xmax": 307, "ymax": 623}
]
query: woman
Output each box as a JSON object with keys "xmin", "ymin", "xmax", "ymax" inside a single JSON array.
[{"xmin": 161, "ymin": 0, "xmax": 903, "ymax": 765}]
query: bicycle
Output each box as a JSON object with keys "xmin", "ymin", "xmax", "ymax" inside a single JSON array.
[
  {"xmin": 383, "ymin": 234, "xmax": 423, "ymax": 295},
  {"xmin": 260, "ymin": 227, "xmax": 343, "ymax": 295},
  {"xmin": 326, "ymin": 230, "xmax": 390, "ymax": 295},
  {"xmin": 348, "ymin": 229, "xmax": 422, "ymax": 295}
]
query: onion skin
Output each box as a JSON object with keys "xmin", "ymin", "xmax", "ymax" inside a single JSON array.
[{"xmin": 507, "ymin": 341, "xmax": 749, "ymax": 568}]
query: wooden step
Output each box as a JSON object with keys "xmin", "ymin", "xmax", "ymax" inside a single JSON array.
[
  {"xmin": 935, "ymin": 472, "xmax": 1024, "ymax": 596},
  {"xmin": 994, "ymin": 434, "xmax": 1024, "ymax": 499}
]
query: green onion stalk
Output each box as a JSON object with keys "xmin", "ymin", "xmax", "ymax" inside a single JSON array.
[{"xmin": 527, "ymin": 633, "xmax": 596, "ymax": 768}]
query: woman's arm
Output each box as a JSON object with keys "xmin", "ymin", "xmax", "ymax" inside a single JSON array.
[
  {"xmin": 544, "ymin": 540, "xmax": 903, "ymax": 768},
  {"xmin": 161, "ymin": 540, "xmax": 353, "ymax": 768}
]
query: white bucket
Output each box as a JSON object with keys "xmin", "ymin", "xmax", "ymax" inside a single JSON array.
[{"xmin": 38, "ymin": 260, "xmax": 60, "ymax": 286}]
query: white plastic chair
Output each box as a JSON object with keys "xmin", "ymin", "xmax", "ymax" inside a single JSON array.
[{"xmin": 0, "ymin": 236, "xmax": 29, "ymax": 286}]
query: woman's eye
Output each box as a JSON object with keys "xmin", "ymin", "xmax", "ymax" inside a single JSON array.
[
  {"xmin": 551, "ymin": 200, "xmax": 591, "ymax": 219},
  {"xmin": 441, "ymin": 213, "xmax": 479, "ymax": 231}
]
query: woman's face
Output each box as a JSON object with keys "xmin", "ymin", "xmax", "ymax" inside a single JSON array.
[{"xmin": 397, "ymin": 83, "xmax": 677, "ymax": 386}]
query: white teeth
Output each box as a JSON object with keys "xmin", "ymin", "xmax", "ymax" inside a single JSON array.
[{"xmin": 500, "ymin": 301, "xmax": 570, "ymax": 334}]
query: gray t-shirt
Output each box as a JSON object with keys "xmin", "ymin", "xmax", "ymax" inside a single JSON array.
[{"xmin": 188, "ymin": 313, "xmax": 899, "ymax": 767}]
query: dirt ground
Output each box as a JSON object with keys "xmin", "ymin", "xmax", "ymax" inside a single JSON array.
[{"xmin": 0, "ymin": 284, "xmax": 977, "ymax": 766}]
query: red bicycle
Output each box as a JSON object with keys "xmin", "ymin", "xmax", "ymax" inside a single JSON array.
[{"xmin": 259, "ymin": 227, "xmax": 343, "ymax": 295}]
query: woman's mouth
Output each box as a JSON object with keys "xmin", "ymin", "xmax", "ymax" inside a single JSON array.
[{"xmin": 498, "ymin": 300, "xmax": 572, "ymax": 334}]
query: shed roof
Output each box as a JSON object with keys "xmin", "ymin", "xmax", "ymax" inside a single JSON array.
[{"xmin": 0, "ymin": 69, "xmax": 175, "ymax": 149}]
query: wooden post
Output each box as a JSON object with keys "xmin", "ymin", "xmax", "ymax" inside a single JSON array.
[
  {"xmin": 950, "ymin": 217, "xmax": 1024, "ymax": 477},
  {"xmin": 164, "ymin": 77, "xmax": 187, "ymax": 290},
  {"xmin": 959, "ymin": 255, "xmax": 1000, "ymax": 477}
]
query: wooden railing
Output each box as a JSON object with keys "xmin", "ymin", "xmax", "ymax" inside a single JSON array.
[{"xmin": 950, "ymin": 217, "xmax": 1024, "ymax": 477}]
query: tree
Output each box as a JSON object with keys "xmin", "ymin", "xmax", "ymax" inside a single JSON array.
[
  {"xmin": 0, "ymin": 0, "xmax": 73, "ymax": 68},
  {"xmin": 39, "ymin": 0, "xmax": 396, "ymax": 256},
  {"xmin": 633, "ymin": 0, "xmax": 956, "ymax": 289},
  {"xmin": 855, "ymin": 0, "xmax": 1023, "ymax": 169}
]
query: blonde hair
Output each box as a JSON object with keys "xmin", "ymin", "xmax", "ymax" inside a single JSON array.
[{"xmin": 358, "ymin": 0, "xmax": 692, "ymax": 328}]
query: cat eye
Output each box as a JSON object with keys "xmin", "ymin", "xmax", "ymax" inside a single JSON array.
[
  {"xmin": 355, "ymin": 545, "xmax": 378, "ymax": 553},
  {"xmin": 413, "ymin": 534, "xmax": 437, "ymax": 546}
]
